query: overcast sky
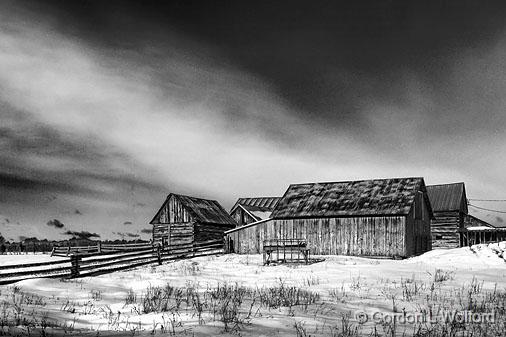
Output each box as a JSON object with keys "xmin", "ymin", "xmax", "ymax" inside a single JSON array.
[{"xmin": 2, "ymin": 0, "xmax": 506, "ymax": 241}]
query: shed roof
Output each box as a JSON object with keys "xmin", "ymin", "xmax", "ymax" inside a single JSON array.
[
  {"xmin": 426, "ymin": 183, "xmax": 467, "ymax": 213},
  {"xmin": 271, "ymin": 177, "xmax": 432, "ymax": 219},
  {"xmin": 150, "ymin": 193, "xmax": 237, "ymax": 226}
]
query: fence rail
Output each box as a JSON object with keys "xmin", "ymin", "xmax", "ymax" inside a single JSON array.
[
  {"xmin": 51, "ymin": 242, "xmax": 154, "ymax": 257},
  {"xmin": 0, "ymin": 239, "xmax": 224, "ymax": 284}
]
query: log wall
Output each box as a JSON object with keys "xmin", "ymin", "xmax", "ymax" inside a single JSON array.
[
  {"xmin": 153, "ymin": 222, "xmax": 194, "ymax": 246},
  {"xmin": 430, "ymin": 211, "xmax": 461, "ymax": 248},
  {"xmin": 194, "ymin": 223, "xmax": 233, "ymax": 242},
  {"xmin": 226, "ymin": 216, "xmax": 409, "ymax": 258}
]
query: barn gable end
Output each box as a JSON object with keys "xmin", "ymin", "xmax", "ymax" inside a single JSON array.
[
  {"xmin": 426, "ymin": 182, "xmax": 468, "ymax": 248},
  {"xmin": 150, "ymin": 193, "xmax": 236, "ymax": 246}
]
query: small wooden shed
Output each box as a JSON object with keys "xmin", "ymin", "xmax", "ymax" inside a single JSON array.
[
  {"xmin": 229, "ymin": 197, "xmax": 280, "ymax": 226},
  {"xmin": 225, "ymin": 177, "xmax": 434, "ymax": 258},
  {"xmin": 426, "ymin": 182, "xmax": 468, "ymax": 248},
  {"xmin": 150, "ymin": 193, "xmax": 237, "ymax": 247}
]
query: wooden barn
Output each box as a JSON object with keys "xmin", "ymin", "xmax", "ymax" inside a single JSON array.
[
  {"xmin": 225, "ymin": 177, "xmax": 433, "ymax": 258},
  {"xmin": 229, "ymin": 197, "xmax": 280, "ymax": 226},
  {"xmin": 426, "ymin": 182, "xmax": 469, "ymax": 248},
  {"xmin": 150, "ymin": 193, "xmax": 237, "ymax": 247}
]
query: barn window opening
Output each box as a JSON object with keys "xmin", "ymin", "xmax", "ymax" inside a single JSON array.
[{"xmin": 435, "ymin": 235, "xmax": 442, "ymax": 240}]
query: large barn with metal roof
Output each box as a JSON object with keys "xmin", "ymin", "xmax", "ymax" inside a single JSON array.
[
  {"xmin": 150, "ymin": 193, "xmax": 237, "ymax": 247},
  {"xmin": 225, "ymin": 177, "xmax": 433, "ymax": 258}
]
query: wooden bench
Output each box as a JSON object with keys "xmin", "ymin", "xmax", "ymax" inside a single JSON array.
[{"xmin": 262, "ymin": 239, "xmax": 310, "ymax": 265}]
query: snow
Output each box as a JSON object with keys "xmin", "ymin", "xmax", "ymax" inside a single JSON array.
[
  {"xmin": 1, "ymin": 243, "xmax": 505, "ymax": 336},
  {"xmin": 0, "ymin": 253, "xmax": 67, "ymax": 265},
  {"xmin": 467, "ymin": 226, "xmax": 495, "ymax": 230}
]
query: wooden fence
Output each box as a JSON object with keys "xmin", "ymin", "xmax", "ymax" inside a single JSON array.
[
  {"xmin": 0, "ymin": 239, "xmax": 224, "ymax": 285},
  {"xmin": 51, "ymin": 242, "xmax": 154, "ymax": 257}
]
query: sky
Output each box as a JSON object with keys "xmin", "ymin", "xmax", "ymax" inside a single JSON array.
[{"xmin": 2, "ymin": 0, "xmax": 506, "ymax": 241}]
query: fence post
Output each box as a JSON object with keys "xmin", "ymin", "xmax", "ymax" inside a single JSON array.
[
  {"xmin": 157, "ymin": 243, "xmax": 162, "ymax": 265},
  {"xmin": 70, "ymin": 254, "xmax": 81, "ymax": 278},
  {"xmin": 97, "ymin": 242, "xmax": 102, "ymax": 254}
]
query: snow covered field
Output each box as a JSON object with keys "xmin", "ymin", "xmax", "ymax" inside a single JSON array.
[
  {"xmin": 1, "ymin": 243, "xmax": 505, "ymax": 336},
  {"xmin": 0, "ymin": 253, "xmax": 67, "ymax": 265}
]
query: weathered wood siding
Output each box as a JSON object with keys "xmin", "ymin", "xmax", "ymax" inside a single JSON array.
[
  {"xmin": 152, "ymin": 194, "xmax": 234, "ymax": 247},
  {"xmin": 230, "ymin": 207, "xmax": 257, "ymax": 227},
  {"xmin": 152, "ymin": 195, "xmax": 195, "ymax": 245},
  {"xmin": 154, "ymin": 195, "xmax": 193, "ymax": 223},
  {"xmin": 227, "ymin": 216, "xmax": 409, "ymax": 257},
  {"xmin": 405, "ymin": 191, "xmax": 432, "ymax": 256},
  {"xmin": 430, "ymin": 211, "xmax": 461, "ymax": 248}
]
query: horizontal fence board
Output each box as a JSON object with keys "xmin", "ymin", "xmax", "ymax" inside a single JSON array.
[
  {"xmin": 79, "ymin": 255, "xmax": 156, "ymax": 272},
  {"xmin": 79, "ymin": 258, "xmax": 160, "ymax": 277},
  {"xmin": 80, "ymin": 249, "xmax": 155, "ymax": 265}
]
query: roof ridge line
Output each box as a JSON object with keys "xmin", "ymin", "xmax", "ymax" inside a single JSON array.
[{"xmin": 286, "ymin": 177, "xmax": 424, "ymax": 187}]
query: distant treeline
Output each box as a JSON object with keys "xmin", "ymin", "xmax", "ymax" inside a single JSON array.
[{"xmin": 0, "ymin": 237, "xmax": 149, "ymax": 254}]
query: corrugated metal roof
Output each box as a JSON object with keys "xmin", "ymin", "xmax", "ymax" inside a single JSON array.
[
  {"xmin": 230, "ymin": 197, "xmax": 280, "ymax": 213},
  {"xmin": 271, "ymin": 177, "xmax": 428, "ymax": 219},
  {"xmin": 426, "ymin": 183, "xmax": 467, "ymax": 213}
]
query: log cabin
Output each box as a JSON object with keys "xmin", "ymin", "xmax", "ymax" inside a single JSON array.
[
  {"xmin": 225, "ymin": 177, "xmax": 434, "ymax": 258},
  {"xmin": 229, "ymin": 197, "xmax": 280, "ymax": 226},
  {"xmin": 426, "ymin": 182, "xmax": 468, "ymax": 248},
  {"xmin": 150, "ymin": 193, "xmax": 237, "ymax": 247},
  {"xmin": 426, "ymin": 182, "xmax": 505, "ymax": 247}
]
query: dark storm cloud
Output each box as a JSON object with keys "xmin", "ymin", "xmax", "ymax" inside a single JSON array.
[
  {"xmin": 63, "ymin": 230, "xmax": 100, "ymax": 240},
  {"xmin": 75, "ymin": 209, "xmax": 82, "ymax": 215},
  {"xmin": 46, "ymin": 219, "xmax": 65, "ymax": 228},
  {"xmin": 123, "ymin": 221, "xmax": 132, "ymax": 225},
  {"xmin": 140, "ymin": 228, "xmax": 151, "ymax": 234},
  {"xmin": 0, "ymin": 173, "xmax": 83, "ymax": 195},
  {"xmin": 24, "ymin": 0, "xmax": 506, "ymax": 141},
  {"xmin": 3, "ymin": 0, "xmax": 506, "ymax": 238},
  {"xmin": 497, "ymin": 216, "xmax": 504, "ymax": 223}
]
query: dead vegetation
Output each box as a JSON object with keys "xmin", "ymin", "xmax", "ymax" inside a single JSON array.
[{"xmin": 0, "ymin": 260, "xmax": 505, "ymax": 336}]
